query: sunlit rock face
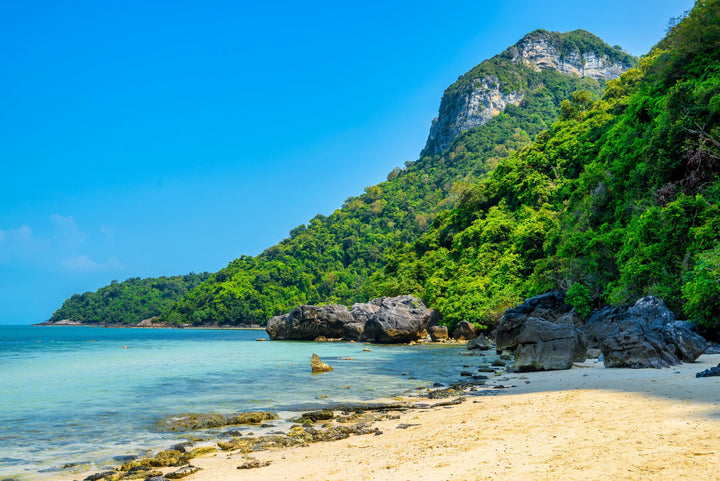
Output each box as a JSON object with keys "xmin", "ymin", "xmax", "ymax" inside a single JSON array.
[{"xmin": 424, "ymin": 30, "xmax": 634, "ymax": 155}]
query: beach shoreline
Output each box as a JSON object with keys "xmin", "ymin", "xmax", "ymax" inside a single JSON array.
[
  {"xmin": 185, "ymin": 353, "xmax": 720, "ymax": 481},
  {"xmin": 60, "ymin": 352, "xmax": 720, "ymax": 481}
]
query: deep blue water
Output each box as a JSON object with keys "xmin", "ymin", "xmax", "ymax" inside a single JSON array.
[{"xmin": 0, "ymin": 325, "xmax": 478, "ymax": 480}]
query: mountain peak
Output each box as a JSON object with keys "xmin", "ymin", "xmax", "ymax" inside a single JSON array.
[
  {"xmin": 509, "ymin": 29, "xmax": 636, "ymax": 80},
  {"xmin": 423, "ymin": 29, "xmax": 637, "ymax": 155}
]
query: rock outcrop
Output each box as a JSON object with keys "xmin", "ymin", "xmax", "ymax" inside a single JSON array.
[
  {"xmin": 265, "ymin": 304, "xmax": 355, "ymax": 340},
  {"xmin": 361, "ymin": 295, "xmax": 432, "ymax": 343},
  {"xmin": 266, "ymin": 295, "xmax": 433, "ymax": 343},
  {"xmin": 495, "ymin": 292, "xmax": 586, "ymax": 371},
  {"xmin": 580, "ymin": 297, "xmax": 707, "ymax": 368},
  {"xmin": 310, "ymin": 354, "xmax": 333, "ymax": 373},
  {"xmin": 424, "ymin": 29, "xmax": 636, "ymax": 155}
]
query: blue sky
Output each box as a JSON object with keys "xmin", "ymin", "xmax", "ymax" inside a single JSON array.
[{"xmin": 0, "ymin": 0, "xmax": 696, "ymax": 324}]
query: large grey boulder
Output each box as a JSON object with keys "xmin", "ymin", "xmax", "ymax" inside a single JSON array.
[
  {"xmin": 361, "ymin": 295, "xmax": 431, "ymax": 343},
  {"xmin": 513, "ymin": 318, "xmax": 587, "ymax": 371},
  {"xmin": 265, "ymin": 304, "xmax": 356, "ymax": 340},
  {"xmin": 495, "ymin": 292, "xmax": 586, "ymax": 371},
  {"xmin": 580, "ymin": 296, "xmax": 707, "ymax": 368}
]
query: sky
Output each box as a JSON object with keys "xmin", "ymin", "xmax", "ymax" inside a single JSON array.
[{"xmin": 0, "ymin": 0, "xmax": 696, "ymax": 324}]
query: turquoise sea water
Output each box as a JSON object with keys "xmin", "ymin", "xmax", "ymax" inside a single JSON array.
[{"xmin": 0, "ymin": 325, "xmax": 479, "ymax": 480}]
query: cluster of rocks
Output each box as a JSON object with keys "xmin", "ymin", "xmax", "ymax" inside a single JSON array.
[
  {"xmin": 266, "ymin": 295, "xmax": 436, "ymax": 343},
  {"xmin": 494, "ymin": 292, "xmax": 708, "ymax": 371}
]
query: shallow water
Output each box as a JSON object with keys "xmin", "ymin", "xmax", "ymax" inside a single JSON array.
[{"xmin": 0, "ymin": 325, "xmax": 486, "ymax": 480}]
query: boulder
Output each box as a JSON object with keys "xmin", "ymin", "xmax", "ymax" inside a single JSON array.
[
  {"xmin": 495, "ymin": 292, "xmax": 586, "ymax": 371},
  {"xmin": 429, "ymin": 325, "xmax": 449, "ymax": 341},
  {"xmin": 311, "ymin": 354, "xmax": 333, "ymax": 373},
  {"xmin": 580, "ymin": 296, "xmax": 708, "ymax": 368},
  {"xmin": 452, "ymin": 321, "xmax": 477, "ymax": 340},
  {"xmin": 512, "ymin": 318, "xmax": 587, "ymax": 371},
  {"xmin": 265, "ymin": 305, "xmax": 356, "ymax": 340},
  {"xmin": 361, "ymin": 295, "xmax": 431, "ymax": 343},
  {"xmin": 467, "ymin": 334, "xmax": 494, "ymax": 351},
  {"xmin": 496, "ymin": 291, "xmax": 572, "ymax": 351}
]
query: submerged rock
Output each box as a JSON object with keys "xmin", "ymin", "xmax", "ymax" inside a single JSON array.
[
  {"xmin": 157, "ymin": 412, "xmax": 278, "ymax": 431},
  {"xmin": 311, "ymin": 354, "xmax": 333, "ymax": 373}
]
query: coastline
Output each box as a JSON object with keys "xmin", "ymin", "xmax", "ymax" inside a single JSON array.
[
  {"xmin": 31, "ymin": 322, "xmax": 265, "ymax": 330},
  {"xmin": 63, "ymin": 353, "xmax": 720, "ymax": 481},
  {"xmin": 187, "ymin": 354, "xmax": 720, "ymax": 481}
]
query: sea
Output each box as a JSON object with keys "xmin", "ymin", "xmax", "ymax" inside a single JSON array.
[{"xmin": 0, "ymin": 325, "xmax": 485, "ymax": 480}]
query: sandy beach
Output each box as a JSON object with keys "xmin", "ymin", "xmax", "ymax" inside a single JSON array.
[{"xmin": 183, "ymin": 353, "xmax": 720, "ymax": 481}]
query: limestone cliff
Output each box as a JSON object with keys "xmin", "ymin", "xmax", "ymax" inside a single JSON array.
[{"xmin": 424, "ymin": 29, "xmax": 637, "ymax": 155}]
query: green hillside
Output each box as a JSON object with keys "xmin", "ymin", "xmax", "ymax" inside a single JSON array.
[
  {"xmin": 378, "ymin": 0, "xmax": 720, "ymax": 329},
  {"xmin": 49, "ymin": 28, "xmax": 643, "ymax": 327},
  {"xmin": 48, "ymin": 273, "xmax": 210, "ymax": 325},
  {"xmin": 158, "ymin": 32, "xmax": 629, "ymax": 326}
]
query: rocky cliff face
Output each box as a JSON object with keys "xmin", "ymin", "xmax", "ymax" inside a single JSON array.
[{"xmin": 424, "ymin": 30, "xmax": 636, "ymax": 155}]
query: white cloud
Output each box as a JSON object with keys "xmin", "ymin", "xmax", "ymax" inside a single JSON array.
[
  {"xmin": 0, "ymin": 225, "xmax": 50, "ymax": 261},
  {"xmin": 60, "ymin": 255, "xmax": 124, "ymax": 272},
  {"xmin": 50, "ymin": 214, "xmax": 86, "ymax": 244}
]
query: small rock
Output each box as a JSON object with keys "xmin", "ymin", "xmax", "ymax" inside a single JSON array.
[
  {"xmin": 165, "ymin": 466, "xmax": 202, "ymax": 479},
  {"xmin": 310, "ymin": 353, "xmax": 333, "ymax": 373},
  {"xmin": 83, "ymin": 471, "xmax": 116, "ymax": 481},
  {"xmin": 492, "ymin": 359, "xmax": 506, "ymax": 367},
  {"xmin": 237, "ymin": 457, "xmax": 272, "ymax": 469},
  {"xmin": 696, "ymin": 362, "xmax": 720, "ymax": 378}
]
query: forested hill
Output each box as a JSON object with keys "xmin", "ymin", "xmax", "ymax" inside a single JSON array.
[
  {"xmin": 378, "ymin": 0, "xmax": 720, "ymax": 330},
  {"xmin": 47, "ymin": 273, "xmax": 211, "ymax": 325},
  {"xmin": 49, "ymin": 29, "xmax": 636, "ymax": 326}
]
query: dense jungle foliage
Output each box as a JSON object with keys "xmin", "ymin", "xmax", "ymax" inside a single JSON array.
[
  {"xmin": 48, "ymin": 272, "xmax": 210, "ymax": 324},
  {"xmin": 157, "ymin": 32, "xmax": 624, "ymax": 327},
  {"xmin": 378, "ymin": 0, "xmax": 720, "ymax": 329}
]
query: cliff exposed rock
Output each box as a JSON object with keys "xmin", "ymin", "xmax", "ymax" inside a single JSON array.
[{"xmin": 424, "ymin": 29, "xmax": 636, "ymax": 155}]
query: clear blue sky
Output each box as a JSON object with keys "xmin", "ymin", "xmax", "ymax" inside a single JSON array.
[{"xmin": 0, "ymin": 0, "xmax": 695, "ymax": 324}]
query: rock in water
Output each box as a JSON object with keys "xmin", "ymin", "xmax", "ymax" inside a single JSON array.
[
  {"xmin": 360, "ymin": 295, "xmax": 431, "ymax": 343},
  {"xmin": 266, "ymin": 304, "xmax": 356, "ymax": 340},
  {"xmin": 311, "ymin": 354, "xmax": 333, "ymax": 373}
]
